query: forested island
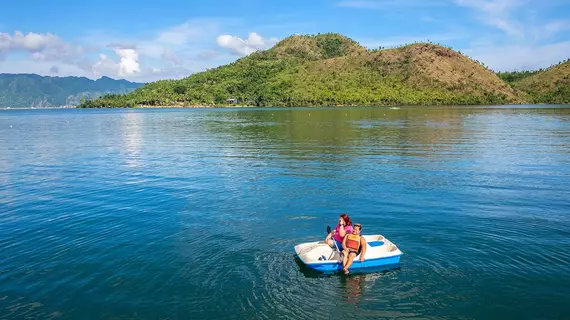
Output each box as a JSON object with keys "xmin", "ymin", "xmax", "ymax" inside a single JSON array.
[{"xmin": 78, "ymin": 33, "xmax": 570, "ymax": 108}]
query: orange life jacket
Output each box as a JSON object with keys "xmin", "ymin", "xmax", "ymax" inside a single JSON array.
[{"xmin": 345, "ymin": 234, "xmax": 361, "ymax": 251}]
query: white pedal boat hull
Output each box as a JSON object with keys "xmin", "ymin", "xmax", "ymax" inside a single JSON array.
[{"xmin": 294, "ymin": 235, "xmax": 402, "ymax": 272}]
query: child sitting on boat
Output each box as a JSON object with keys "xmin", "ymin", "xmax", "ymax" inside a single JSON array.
[{"xmin": 341, "ymin": 223, "xmax": 367, "ymax": 274}]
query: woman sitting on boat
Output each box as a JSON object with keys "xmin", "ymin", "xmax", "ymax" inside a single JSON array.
[{"xmin": 325, "ymin": 213, "xmax": 353, "ymax": 250}]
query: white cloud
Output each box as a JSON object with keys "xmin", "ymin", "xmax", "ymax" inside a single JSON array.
[
  {"xmin": 336, "ymin": 1, "xmax": 386, "ymax": 9},
  {"xmin": 335, "ymin": 0, "xmax": 440, "ymax": 9},
  {"xmin": 454, "ymin": 0, "xmax": 570, "ymax": 40},
  {"xmin": 92, "ymin": 53, "xmax": 117, "ymax": 76},
  {"xmin": 135, "ymin": 19, "xmax": 223, "ymax": 68},
  {"xmin": 0, "ymin": 31, "xmax": 58, "ymax": 51},
  {"xmin": 0, "ymin": 20, "xmax": 278, "ymax": 82},
  {"xmin": 155, "ymin": 20, "xmax": 218, "ymax": 45},
  {"xmin": 455, "ymin": 0, "xmax": 520, "ymax": 14},
  {"xmin": 361, "ymin": 33, "xmax": 459, "ymax": 48},
  {"xmin": 0, "ymin": 31, "xmax": 83, "ymax": 62},
  {"xmin": 137, "ymin": 43, "xmax": 164, "ymax": 59},
  {"xmin": 140, "ymin": 65, "xmax": 194, "ymax": 82},
  {"xmin": 77, "ymin": 19, "xmax": 235, "ymax": 81},
  {"xmin": 195, "ymin": 50, "xmax": 219, "ymax": 60},
  {"xmin": 534, "ymin": 20, "xmax": 570, "ymax": 41},
  {"xmin": 464, "ymin": 40, "xmax": 570, "ymax": 71},
  {"xmin": 421, "ymin": 16, "xmax": 436, "ymax": 22},
  {"xmin": 454, "ymin": 0, "xmax": 570, "ymax": 71},
  {"xmin": 116, "ymin": 48, "xmax": 140, "ymax": 75},
  {"xmin": 91, "ymin": 48, "xmax": 140, "ymax": 77},
  {"xmin": 0, "ymin": 59, "xmax": 88, "ymax": 77},
  {"xmin": 216, "ymin": 32, "xmax": 279, "ymax": 56},
  {"xmin": 160, "ymin": 49, "xmax": 182, "ymax": 65},
  {"xmin": 454, "ymin": 0, "xmax": 524, "ymax": 36}
]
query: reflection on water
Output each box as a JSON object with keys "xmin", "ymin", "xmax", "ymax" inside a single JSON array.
[
  {"xmin": 120, "ymin": 111, "xmax": 143, "ymax": 169},
  {"xmin": 1, "ymin": 106, "xmax": 570, "ymax": 319},
  {"xmin": 339, "ymin": 272, "xmax": 389, "ymax": 306},
  {"xmin": 342, "ymin": 275, "xmax": 365, "ymax": 305},
  {"xmin": 204, "ymin": 107, "xmax": 470, "ymax": 158}
]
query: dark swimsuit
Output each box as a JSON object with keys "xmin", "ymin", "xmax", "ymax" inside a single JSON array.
[{"xmin": 347, "ymin": 245, "xmax": 362, "ymax": 256}]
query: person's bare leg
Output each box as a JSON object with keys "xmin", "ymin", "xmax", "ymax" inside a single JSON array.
[
  {"xmin": 342, "ymin": 249, "xmax": 349, "ymax": 267},
  {"xmin": 342, "ymin": 250, "xmax": 349, "ymax": 273},
  {"xmin": 344, "ymin": 253, "xmax": 356, "ymax": 274}
]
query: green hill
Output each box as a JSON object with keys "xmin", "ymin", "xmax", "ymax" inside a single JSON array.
[
  {"xmin": 79, "ymin": 33, "xmax": 528, "ymax": 108},
  {"xmin": 0, "ymin": 74, "xmax": 144, "ymax": 107},
  {"xmin": 504, "ymin": 60, "xmax": 570, "ymax": 104}
]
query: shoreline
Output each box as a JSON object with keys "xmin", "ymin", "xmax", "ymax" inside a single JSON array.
[
  {"xmin": 113, "ymin": 103, "xmax": 566, "ymax": 109},
  {"xmin": 5, "ymin": 103, "xmax": 569, "ymax": 110},
  {"xmin": 134, "ymin": 104, "xmax": 259, "ymax": 109}
]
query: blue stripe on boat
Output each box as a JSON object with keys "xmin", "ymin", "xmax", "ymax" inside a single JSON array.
[{"xmin": 304, "ymin": 254, "xmax": 402, "ymax": 272}]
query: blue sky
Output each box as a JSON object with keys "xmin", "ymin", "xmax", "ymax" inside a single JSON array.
[{"xmin": 1, "ymin": 0, "xmax": 569, "ymax": 82}]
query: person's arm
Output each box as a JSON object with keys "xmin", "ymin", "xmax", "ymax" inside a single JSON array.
[
  {"xmin": 342, "ymin": 234, "xmax": 348, "ymax": 249},
  {"xmin": 338, "ymin": 224, "xmax": 347, "ymax": 238},
  {"xmin": 360, "ymin": 238, "xmax": 367, "ymax": 261},
  {"xmin": 326, "ymin": 226, "xmax": 337, "ymax": 241}
]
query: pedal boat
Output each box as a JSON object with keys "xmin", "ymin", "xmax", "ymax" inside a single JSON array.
[{"xmin": 294, "ymin": 235, "xmax": 402, "ymax": 272}]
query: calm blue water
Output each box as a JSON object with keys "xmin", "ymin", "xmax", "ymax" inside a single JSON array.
[{"xmin": 1, "ymin": 106, "xmax": 569, "ymax": 319}]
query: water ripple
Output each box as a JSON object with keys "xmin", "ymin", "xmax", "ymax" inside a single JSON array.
[{"xmin": 1, "ymin": 107, "xmax": 570, "ymax": 319}]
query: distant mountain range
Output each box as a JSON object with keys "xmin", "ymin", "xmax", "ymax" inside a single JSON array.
[{"xmin": 0, "ymin": 74, "xmax": 144, "ymax": 107}]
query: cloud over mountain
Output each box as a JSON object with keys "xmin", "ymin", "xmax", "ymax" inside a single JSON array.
[{"xmin": 216, "ymin": 32, "xmax": 279, "ymax": 56}]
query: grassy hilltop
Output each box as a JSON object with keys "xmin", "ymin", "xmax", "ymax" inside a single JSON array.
[
  {"xmin": 499, "ymin": 60, "xmax": 570, "ymax": 104},
  {"xmin": 79, "ymin": 33, "xmax": 566, "ymax": 108}
]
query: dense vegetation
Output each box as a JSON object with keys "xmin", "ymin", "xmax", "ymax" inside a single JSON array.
[
  {"xmin": 79, "ymin": 33, "xmax": 567, "ymax": 108},
  {"xmin": 0, "ymin": 74, "xmax": 143, "ymax": 107},
  {"xmin": 501, "ymin": 60, "xmax": 570, "ymax": 104},
  {"xmin": 497, "ymin": 71, "xmax": 540, "ymax": 83}
]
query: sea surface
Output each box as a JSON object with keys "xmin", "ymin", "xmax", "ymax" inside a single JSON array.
[{"xmin": 1, "ymin": 106, "xmax": 569, "ymax": 319}]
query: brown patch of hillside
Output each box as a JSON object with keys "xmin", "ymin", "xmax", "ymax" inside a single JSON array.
[
  {"xmin": 516, "ymin": 60, "xmax": 570, "ymax": 92},
  {"xmin": 400, "ymin": 44, "xmax": 523, "ymax": 102}
]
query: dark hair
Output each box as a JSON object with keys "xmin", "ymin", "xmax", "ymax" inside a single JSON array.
[
  {"xmin": 340, "ymin": 213, "xmax": 352, "ymax": 226},
  {"xmin": 354, "ymin": 223, "xmax": 362, "ymax": 230}
]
